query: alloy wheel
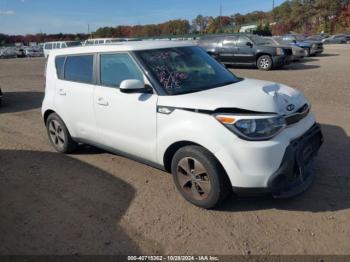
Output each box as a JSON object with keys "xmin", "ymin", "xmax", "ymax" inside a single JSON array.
[
  {"xmin": 259, "ymin": 58, "xmax": 270, "ymax": 69},
  {"xmin": 48, "ymin": 119, "xmax": 65, "ymax": 150},
  {"xmin": 176, "ymin": 157, "xmax": 211, "ymax": 201}
]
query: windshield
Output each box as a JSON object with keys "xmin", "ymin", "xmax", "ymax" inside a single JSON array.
[{"xmin": 135, "ymin": 46, "xmax": 239, "ymax": 95}]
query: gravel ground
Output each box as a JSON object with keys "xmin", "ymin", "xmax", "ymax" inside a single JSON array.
[{"xmin": 0, "ymin": 45, "xmax": 349, "ymax": 255}]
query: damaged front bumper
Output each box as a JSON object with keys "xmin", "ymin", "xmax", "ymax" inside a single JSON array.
[
  {"xmin": 232, "ymin": 123, "xmax": 323, "ymax": 198},
  {"xmin": 267, "ymin": 123, "xmax": 323, "ymax": 198}
]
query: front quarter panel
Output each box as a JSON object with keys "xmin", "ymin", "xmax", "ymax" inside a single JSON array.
[{"xmin": 156, "ymin": 108, "xmax": 234, "ymax": 164}]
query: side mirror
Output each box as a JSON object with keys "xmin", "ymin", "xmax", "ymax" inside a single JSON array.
[
  {"xmin": 246, "ymin": 42, "xmax": 253, "ymax": 47},
  {"xmin": 120, "ymin": 79, "xmax": 152, "ymax": 94}
]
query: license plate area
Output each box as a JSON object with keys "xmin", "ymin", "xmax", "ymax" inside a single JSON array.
[{"xmin": 294, "ymin": 125, "xmax": 323, "ymax": 173}]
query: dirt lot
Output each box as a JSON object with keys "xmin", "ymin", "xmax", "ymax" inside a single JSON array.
[{"xmin": 0, "ymin": 45, "xmax": 349, "ymax": 255}]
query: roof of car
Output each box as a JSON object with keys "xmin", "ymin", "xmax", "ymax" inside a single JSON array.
[{"xmin": 50, "ymin": 40, "xmax": 195, "ymax": 56}]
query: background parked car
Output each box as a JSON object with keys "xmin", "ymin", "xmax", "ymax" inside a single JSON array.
[
  {"xmin": 198, "ymin": 34, "xmax": 293, "ymax": 70},
  {"xmin": 15, "ymin": 47, "xmax": 26, "ymax": 58},
  {"xmin": 322, "ymin": 34, "xmax": 350, "ymax": 44},
  {"xmin": 305, "ymin": 34, "xmax": 328, "ymax": 42},
  {"xmin": 24, "ymin": 46, "xmax": 44, "ymax": 57},
  {"xmin": 0, "ymin": 47, "xmax": 17, "ymax": 59},
  {"xmin": 43, "ymin": 41, "xmax": 81, "ymax": 58},
  {"xmin": 264, "ymin": 37, "xmax": 305, "ymax": 61},
  {"xmin": 280, "ymin": 34, "xmax": 324, "ymax": 56}
]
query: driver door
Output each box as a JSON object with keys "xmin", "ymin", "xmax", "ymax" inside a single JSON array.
[{"xmin": 93, "ymin": 52, "xmax": 158, "ymax": 162}]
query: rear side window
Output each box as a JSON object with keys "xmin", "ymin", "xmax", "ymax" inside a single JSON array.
[
  {"xmin": 45, "ymin": 43, "xmax": 52, "ymax": 50},
  {"xmin": 64, "ymin": 55, "xmax": 93, "ymax": 83},
  {"xmin": 222, "ymin": 36, "xmax": 237, "ymax": 47},
  {"xmin": 237, "ymin": 36, "xmax": 251, "ymax": 46},
  {"xmin": 100, "ymin": 53, "xmax": 143, "ymax": 87},
  {"xmin": 55, "ymin": 56, "xmax": 66, "ymax": 79}
]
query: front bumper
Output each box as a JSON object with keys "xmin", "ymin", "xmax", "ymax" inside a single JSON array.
[
  {"xmin": 310, "ymin": 47, "xmax": 324, "ymax": 55},
  {"xmin": 267, "ymin": 123, "xmax": 323, "ymax": 198},
  {"xmin": 228, "ymin": 122, "xmax": 323, "ymax": 198},
  {"xmin": 272, "ymin": 55, "xmax": 292, "ymax": 67}
]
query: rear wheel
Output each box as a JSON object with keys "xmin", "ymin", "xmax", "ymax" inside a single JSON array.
[
  {"xmin": 46, "ymin": 113, "xmax": 77, "ymax": 153},
  {"xmin": 171, "ymin": 146, "xmax": 231, "ymax": 209},
  {"xmin": 257, "ymin": 55, "xmax": 273, "ymax": 70}
]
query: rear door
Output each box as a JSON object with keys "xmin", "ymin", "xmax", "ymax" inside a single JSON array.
[
  {"xmin": 218, "ymin": 36, "xmax": 238, "ymax": 63},
  {"xmin": 234, "ymin": 35, "xmax": 256, "ymax": 64},
  {"xmin": 54, "ymin": 54, "xmax": 97, "ymax": 141}
]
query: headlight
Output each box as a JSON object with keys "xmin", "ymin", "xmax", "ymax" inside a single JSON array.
[
  {"xmin": 276, "ymin": 48, "xmax": 285, "ymax": 56},
  {"xmin": 215, "ymin": 115, "xmax": 286, "ymax": 140}
]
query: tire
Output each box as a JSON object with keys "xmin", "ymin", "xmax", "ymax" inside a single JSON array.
[
  {"xmin": 46, "ymin": 113, "xmax": 77, "ymax": 153},
  {"xmin": 304, "ymin": 48, "xmax": 311, "ymax": 57},
  {"xmin": 171, "ymin": 145, "xmax": 231, "ymax": 209},
  {"xmin": 257, "ymin": 55, "xmax": 273, "ymax": 71}
]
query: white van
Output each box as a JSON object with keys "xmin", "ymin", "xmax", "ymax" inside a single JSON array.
[
  {"xmin": 84, "ymin": 38, "xmax": 140, "ymax": 46},
  {"xmin": 43, "ymin": 41, "xmax": 81, "ymax": 58},
  {"xmin": 42, "ymin": 41, "xmax": 323, "ymax": 208}
]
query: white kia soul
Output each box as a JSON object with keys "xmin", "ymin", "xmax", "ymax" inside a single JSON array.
[{"xmin": 42, "ymin": 41, "xmax": 323, "ymax": 209}]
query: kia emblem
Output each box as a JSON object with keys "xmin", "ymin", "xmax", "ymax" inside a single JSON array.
[{"xmin": 287, "ymin": 104, "xmax": 295, "ymax": 111}]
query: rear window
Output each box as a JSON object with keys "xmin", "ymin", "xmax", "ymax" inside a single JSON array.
[{"xmin": 63, "ymin": 55, "xmax": 93, "ymax": 83}]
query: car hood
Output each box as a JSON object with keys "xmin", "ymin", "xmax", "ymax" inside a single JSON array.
[{"xmin": 158, "ymin": 78, "xmax": 308, "ymax": 115}]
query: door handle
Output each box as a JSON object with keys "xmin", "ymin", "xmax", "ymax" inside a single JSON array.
[
  {"xmin": 58, "ymin": 88, "xmax": 66, "ymax": 96},
  {"xmin": 97, "ymin": 97, "xmax": 109, "ymax": 106}
]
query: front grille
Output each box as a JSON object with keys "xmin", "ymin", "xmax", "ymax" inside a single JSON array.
[{"xmin": 285, "ymin": 104, "xmax": 310, "ymax": 126}]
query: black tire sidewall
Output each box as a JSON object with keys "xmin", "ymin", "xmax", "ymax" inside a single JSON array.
[
  {"xmin": 257, "ymin": 55, "xmax": 272, "ymax": 71},
  {"xmin": 171, "ymin": 146, "xmax": 229, "ymax": 209}
]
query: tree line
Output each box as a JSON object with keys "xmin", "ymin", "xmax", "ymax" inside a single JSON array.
[{"xmin": 1, "ymin": 0, "xmax": 350, "ymax": 45}]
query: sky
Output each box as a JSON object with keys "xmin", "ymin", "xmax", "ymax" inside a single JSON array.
[{"xmin": 0, "ymin": 0, "xmax": 285, "ymax": 35}]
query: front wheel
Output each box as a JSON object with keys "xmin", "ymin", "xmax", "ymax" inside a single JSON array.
[
  {"xmin": 46, "ymin": 113, "xmax": 77, "ymax": 153},
  {"xmin": 171, "ymin": 146, "xmax": 231, "ymax": 209},
  {"xmin": 257, "ymin": 55, "xmax": 273, "ymax": 70}
]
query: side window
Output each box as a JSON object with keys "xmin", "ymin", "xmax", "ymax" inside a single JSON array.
[
  {"xmin": 55, "ymin": 56, "xmax": 66, "ymax": 79},
  {"xmin": 45, "ymin": 43, "xmax": 52, "ymax": 50},
  {"xmin": 237, "ymin": 36, "xmax": 250, "ymax": 46},
  {"xmin": 100, "ymin": 53, "xmax": 144, "ymax": 87},
  {"xmin": 64, "ymin": 55, "xmax": 93, "ymax": 83},
  {"xmin": 222, "ymin": 37, "xmax": 237, "ymax": 47}
]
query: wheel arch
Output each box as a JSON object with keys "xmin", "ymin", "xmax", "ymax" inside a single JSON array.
[
  {"xmin": 43, "ymin": 109, "xmax": 56, "ymax": 124},
  {"xmin": 256, "ymin": 52, "xmax": 272, "ymax": 61},
  {"xmin": 163, "ymin": 141, "xmax": 212, "ymax": 173},
  {"xmin": 43, "ymin": 109, "xmax": 76, "ymax": 138}
]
